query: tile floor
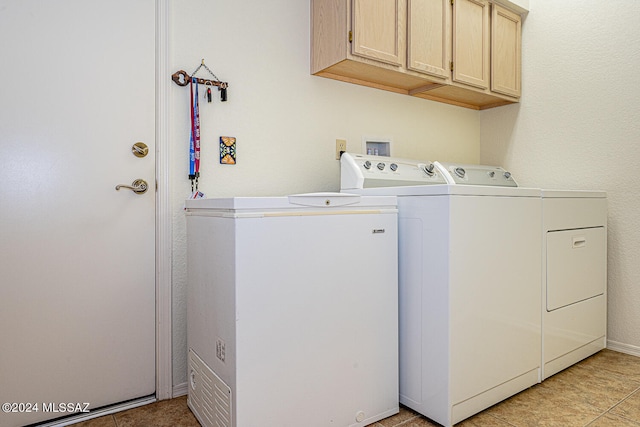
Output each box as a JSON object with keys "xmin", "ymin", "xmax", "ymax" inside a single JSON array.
[{"xmin": 72, "ymin": 349, "xmax": 640, "ymax": 427}]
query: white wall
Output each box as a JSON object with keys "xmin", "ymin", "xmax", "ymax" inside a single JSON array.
[
  {"xmin": 481, "ymin": 2, "xmax": 640, "ymax": 354},
  {"xmin": 169, "ymin": 0, "xmax": 481, "ymax": 387}
]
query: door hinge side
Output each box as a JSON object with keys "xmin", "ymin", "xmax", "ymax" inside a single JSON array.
[
  {"xmin": 450, "ymin": 0, "xmax": 454, "ymax": 5},
  {"xmin": 450, "ymin": 61, "xmax": 454, "ymax": 72},
  {"xmin": 349, "ymin": 30, "xmax": 352, "ymax": 43}
]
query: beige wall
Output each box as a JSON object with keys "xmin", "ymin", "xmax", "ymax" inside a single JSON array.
[
  {"xmin": 170, "ymin": 0, "xmax": 480, "ymax": 387},
  {"xmin": 170, "ymin": 0, "xmax": 640, "ymax": 392},
  {"xmin": 481, "ymin": 3, "xmax": 640, "ymax": 355}
]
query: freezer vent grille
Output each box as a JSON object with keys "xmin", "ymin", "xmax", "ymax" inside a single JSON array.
[{"xmin": 188, "ymin": 348, "xmax": 232, "ymax": 427}]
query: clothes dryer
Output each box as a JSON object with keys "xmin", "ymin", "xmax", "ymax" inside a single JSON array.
[
  {"xmin": 341, "ymin": 153, "xmax": 542, "ymax": 427},
  {"xmin": 541, "ymin": 190, "xmax": 607, "ymax": 380}
]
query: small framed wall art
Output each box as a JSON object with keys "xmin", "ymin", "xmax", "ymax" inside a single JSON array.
[{"xmin": 220, "ymin": 136, "xmax": 236, "ymax": 164}]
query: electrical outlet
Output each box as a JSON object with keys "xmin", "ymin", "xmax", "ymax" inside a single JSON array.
[{"xmin": 336, "ymin": 139, "xmax": 347, "ymax": 160}]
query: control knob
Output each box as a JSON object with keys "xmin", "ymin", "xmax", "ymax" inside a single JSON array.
[
  {"xmin": 454, "ymin": 167, "xmax": 466, "ymax": 178},
  {"xmin": 363, "ymin": 161, "xmax": 371, "ymax": 170},
  {"xmin": 390, "ymin": 163, "xmax": 398, "ymax": 172},
  {"xmin": 377, "ymin": 162, "xmax": 385, "ymax": 170},
  {"xmin": 504, "ymin": 171, "xmax": 512, "ymax": 179},
  {"xmin": 419, "ymin": 163, "xmax": 436, "ymax": 176},
  {"xmin": 488, "ymin": 171, "xmax": 495, "ymax": 178}
]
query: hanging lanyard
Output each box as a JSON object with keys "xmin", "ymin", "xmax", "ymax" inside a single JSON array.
[{"xmin": 189, "ymin": 77, "xmax": 201, "ymax": 191}]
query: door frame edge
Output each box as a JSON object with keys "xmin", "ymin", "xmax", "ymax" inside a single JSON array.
[{"xmin": 155, "ymin": 0, "xmax": 173, "ymax": 401}]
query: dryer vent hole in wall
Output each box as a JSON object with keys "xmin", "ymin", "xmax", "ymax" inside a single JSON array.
[{"xmin": 216, "ymin": 338, "xmax": 226, "ymax": 363}]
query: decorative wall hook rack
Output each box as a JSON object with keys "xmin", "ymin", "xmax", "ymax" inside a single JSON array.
[{"xmin": 172, "ymin": 59, "xmax": 228, "ymax": 101}]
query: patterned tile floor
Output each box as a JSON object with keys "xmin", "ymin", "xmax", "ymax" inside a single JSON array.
[{"xmin": 72, "ymin": 349, "xmax": 640, "ymax": 427}]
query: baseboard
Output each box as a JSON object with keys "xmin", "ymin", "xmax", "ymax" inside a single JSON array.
[
  {"xmin": 172, "ymin": 382, "xmax": 188, "ymax": 398},
  {"xmin": 171, "ymin": 344, "xmax": 637, "ymax": 400},
  {"xmin": 607, "ymin": 340, "xmax": 640, "ymax": 357}
]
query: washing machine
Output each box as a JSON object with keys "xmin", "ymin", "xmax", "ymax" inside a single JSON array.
[
  {"xmin": 542, "ymin": 190, "xmax": 607, "ymax": 380},
  {"xmin": 341, "ymin": 153, "xmax": 542, "ymax": 427},
  {"xmin": 185, "ymin": 193, "xmax": 399, "ymax": 427}
]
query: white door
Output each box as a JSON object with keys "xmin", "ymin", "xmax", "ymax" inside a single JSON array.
[{"xmin": 0, "ymin": 1, "xmax": 156, "ymax": 426}]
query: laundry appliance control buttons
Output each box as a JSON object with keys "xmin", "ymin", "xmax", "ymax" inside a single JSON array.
[{"xmin": 419, "ymin": 163, "xmax": 436, "ymax": 176}]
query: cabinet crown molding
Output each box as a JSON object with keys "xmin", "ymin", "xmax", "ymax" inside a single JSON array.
[{"xmin": 491, "ymin": 0, "xmax": 528, "ymax": 15}]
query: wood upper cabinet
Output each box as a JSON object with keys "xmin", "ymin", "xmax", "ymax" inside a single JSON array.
[
  {"xmin": 491, "ymin": 4, "xmax": 521, "ymax": 97},
  {"xmin": 452, "ymin": 0, "xmax": 490, "ymax": 90},
  {"xmin": 351, "ymin": 0, "xmax": 404, "ymax": 67},
  {"xmin": 450, "ymin": 0, "xmax": 521, "ymax": 97},
  {"xmin": 311, "ymin": 0, "xmax": 428, "ymax": 94},
  {"xmin": 407, "ymin": 0, "xmax": 451, "ymax": 81},
  {"xmin": 311, "ymin": 0, "xmax": 523, "ymax": 109}
]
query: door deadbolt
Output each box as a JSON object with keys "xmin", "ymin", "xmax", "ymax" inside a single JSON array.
[
  {"xmin": 132, "ymin": 142, "xmax": 149, "ymax": 158},
  {"xmin": 115, "ymin": 179, "xmax": 149, "ymax": 194}
]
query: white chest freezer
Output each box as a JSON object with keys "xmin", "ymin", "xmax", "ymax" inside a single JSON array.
[{"xmin": 185, "ymin": 193, "xmax": 399, "ymax": 427}]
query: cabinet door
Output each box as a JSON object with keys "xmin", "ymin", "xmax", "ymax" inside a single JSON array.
[
  {"xmin": 452, "ymin": 0, "xmax": 489, "ymax": 89},
  {"xmin": 407, "ymin": 0, "xmax": 450, "ymax": 80},
  {"xmin": 352, "ymin": 0, "xmax": 404, "ymax": 66},
  {"xmin": 491, "ymin": 4, "xmax": 521, "ymax": 97}
]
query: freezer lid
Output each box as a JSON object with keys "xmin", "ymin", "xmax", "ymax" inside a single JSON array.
[{"xmin": 184, "ymin": 192, "xmax": 397, "ymax": 213}]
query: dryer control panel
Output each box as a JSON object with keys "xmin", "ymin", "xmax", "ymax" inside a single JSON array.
[
  {"xmin": 435, "ymin": 162, "xmax": 518, "ymax": 187},
  {"xmin": 341, "ymin": 153, "xmax": 448, "ymax": 190}
]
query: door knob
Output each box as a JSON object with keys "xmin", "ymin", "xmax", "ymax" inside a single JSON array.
[{"xmin": 115, "ymin": 179, "xmax": 148, "ymax": 194}]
